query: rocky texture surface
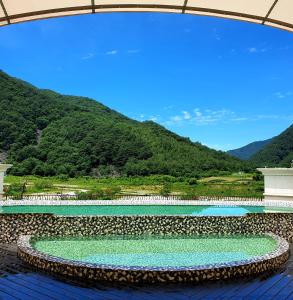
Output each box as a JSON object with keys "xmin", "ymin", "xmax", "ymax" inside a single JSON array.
[{"xmin": 1, "ymin": 213, "xmax": 293, "ymax": 243}]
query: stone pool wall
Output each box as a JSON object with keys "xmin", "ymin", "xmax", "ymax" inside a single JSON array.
[
  {"xmin": 17, "ymin": 234, "xmax": 290, "ymax": 284},
  {"xmin": 1, "ymin": 213, "xmax": 293, "ymax": 243}
]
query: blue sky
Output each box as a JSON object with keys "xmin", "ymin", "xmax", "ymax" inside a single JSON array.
[{"xmin": 0, "ymin": 12, "xmax": 293, "ymax": 151}]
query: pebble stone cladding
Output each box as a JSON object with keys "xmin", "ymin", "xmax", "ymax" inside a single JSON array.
[{"xmin": 2, "ymin": 213, "xmax": 293, "ymax": 243}]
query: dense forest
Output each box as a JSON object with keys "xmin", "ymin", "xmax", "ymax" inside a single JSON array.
[
  {"xmin": 0, "ymin": 70, "xmax": 251, "ymax": 178},
  {"xmin": 250, "ymin": 124, "xmax": 293, "ymax": 167}
]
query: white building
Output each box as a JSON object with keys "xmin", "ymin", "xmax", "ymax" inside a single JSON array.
[
  {"xmin": 258, "ymin": 168, "xmax": 293, "ymax": 202},
  {"xmin": 0, "ymin": 164, "xmax": 12, "ymax": 200}
]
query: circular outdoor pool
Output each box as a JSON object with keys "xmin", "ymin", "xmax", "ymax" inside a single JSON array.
[{"xmin": 17, "ymin": 233, "xmax": 289, "ymax": 283}]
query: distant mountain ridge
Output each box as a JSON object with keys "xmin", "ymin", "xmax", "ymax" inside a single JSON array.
[
  {"xmin": 0, "ymin": 70, "xmax": 248, "ymax": 177},
  {"xmin": 230, "ymin": 123, "xmax": 293, "ymax": 167},
  {"xmin": 250, "ymin": 125, "xmax": 293, "ymax": 167},
  {"xmin": 228, "ymin": 139, "xmax": 272, "ymax": 160}
]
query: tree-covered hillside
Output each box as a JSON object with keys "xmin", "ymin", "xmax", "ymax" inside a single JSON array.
[
  {"xmin": 250, "ymin": 124, "xmax": 293, "ymax": 167},
  {"xmin": 0, "ymin": 70, "xmax": 250, "ymax": 177}
]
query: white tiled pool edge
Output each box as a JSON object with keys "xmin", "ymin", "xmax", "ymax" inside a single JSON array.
[{"xmin": 2, "ymin": 199, "xmax": 293, "ymax": 208}]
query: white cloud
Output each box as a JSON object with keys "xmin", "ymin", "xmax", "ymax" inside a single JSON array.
[
  {"xmin": 149, "ymin": 115, "xmax": 159, "ymax": 122},
  {"xmin": 274, "ymin": 91, "xmax": 292, "ymax": 99},
  {"xmin": 163, "ymin": 105, "xmax": 174, "ymax": 110},
  {"xmin": 162, "ymin": 107, "xmax": 293, "ymax": 129},
  {"xmin": 275, "ymin": 92, "xmax": 285, "ymax": 99},
  {"xmin": 212, "ymin": 28, "xmax": 221, "ymax": 41},
  {"xmin": 279, "ymin": 46, "xmax": 291, "ymax": 51},
  {"xmin": 255, "ymin": 114, "xmax": 281, "ymax": 120},
  {"xmin": 194, "ymin": 111, "xmax": 202, "ymax": 117},
  {"xmin": 106, "ymin": 50, "xmax": 118, "ymax": 55},
  {"xmin": 248, "ymin": 47, "xmax": 257, "ymax": 53},
  {"xmin": 182, "ymin": 111, "xmax": 191, "ymax": 120},
  {"xmin": 248, "ymin": 47, "xmax": 269, "ymax": 54},
  {"xmin": 192, "ymin": 109, "xmax": 235, "ymax": 125},
  {"xmin": 133, "ymin": 114, "xmax": 160, "ymax": 122},
  {"xmin": 127, "ymin": 49, "xmax": 140, "ymax": 54},
  {"xmin": 254, "ymin": 114, "xmax": 293, "ymax": 121},
  {"xmin": 81, "ymin": 53, "xmax": 95, "ymax": 60},
  {"xmin": 166, "ymin": 108, "xmax": 238, "ymax": 126},
  {"xmin": 231, "ymin": 117, "xmax": 249, "ymax": 122},
  {"xmin": 170, "ymin": 115, "xmax": 182, "ymax": 122}
]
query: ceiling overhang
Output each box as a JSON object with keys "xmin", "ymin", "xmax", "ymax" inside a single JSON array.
[{"xmin": 0, "ymin": 1, "xmax": 292, "ymax": 32}]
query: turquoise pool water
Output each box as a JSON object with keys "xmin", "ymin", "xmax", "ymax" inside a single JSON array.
[
  {"xmin": 32, "ymin": 235, "xmax": 277, "ymax": 267},
  {"xmin": 1, "ymin": 205, "xmax": 293, "ymax": 216}
]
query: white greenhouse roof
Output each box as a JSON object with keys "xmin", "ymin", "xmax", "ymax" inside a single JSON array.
[{"xmin": 0, "ymin": 0, "xmax": 292, "ymax": 32}]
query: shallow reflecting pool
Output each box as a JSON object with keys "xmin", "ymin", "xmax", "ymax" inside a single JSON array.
[
  {"xmin": 32, "ymin": 234, "xmax": 278, "ymax": 267},
  {"xmin": 1, "ymin": 204, "xmax": 293, "ymax": 216}
]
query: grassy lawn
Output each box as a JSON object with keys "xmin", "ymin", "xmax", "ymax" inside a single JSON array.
[{"xmin": 3, "ymin": 173, "xmax": 264, "ymax": 198}]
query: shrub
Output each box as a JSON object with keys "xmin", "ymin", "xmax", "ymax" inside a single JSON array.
[
  {"xmin": 159, "ymin": 183, "xmax": 172, "ymax": 197},
  {"xmin": 56, "ymin": 174, "xmax": 69, "ymax": 181},
  {"xmin": 76, "ymin": 186, "xmax": 121, "ymax": 200},
  {"xmin": 253, "ymin": 173, "xmax": 264, "ymax": 182},
  {"xmin": 255, "ymin": 186, "xmax": 264, "ymax": 192},
  {"xmin": 4, "ymin": 182, "xmax": 27, "ymax": 200},
  {"xmin": 76, "ymin": 191, "xmax": 95, "ymax": 200},
  {"xmin": 207, "ymin": 179, "xmax": 225, "ymax": 184},
  {"xmin": 103, "ymin": 186, "xmax": 122, "ymax": 199},
  {"xmin": 34, "ymin": 180, "xmax": 53, "ymax": 191},
  {"xmin": 180, "ymin": 187, "xmax": 198, "ymax": 200},
  {"xmin": 188, "ymin": 178, "xmax": 198, "ymax": 186}
]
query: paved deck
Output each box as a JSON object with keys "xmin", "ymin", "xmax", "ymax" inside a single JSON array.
[{"xmin": 1, "ymin": 244, "xmax": 293, "ymax": 299}]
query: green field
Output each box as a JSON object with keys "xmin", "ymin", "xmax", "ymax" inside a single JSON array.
[{"xmin": 3, "ymin": 173, "xmax": 264, "ymax": 199}]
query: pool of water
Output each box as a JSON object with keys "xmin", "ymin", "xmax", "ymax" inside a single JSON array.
[
  {"xmin": 32, "ymin": 235, "xmax": 277, "ymax": 268},
  {"xmin": 1, "ymin": 205, "xmax": 293, "ymax": 216}
]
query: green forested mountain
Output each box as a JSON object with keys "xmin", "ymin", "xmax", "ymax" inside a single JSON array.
[
  {"xmin": 0, "ymin": 70, "xmax": 249, "ymax": 177},
  {"xmin": 250, "ymin": 124, "xmax": 293, "ymax": 167},
  {"xmin": 227, "ymin": 139, "xmax": 272, "ymax": 160}
]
